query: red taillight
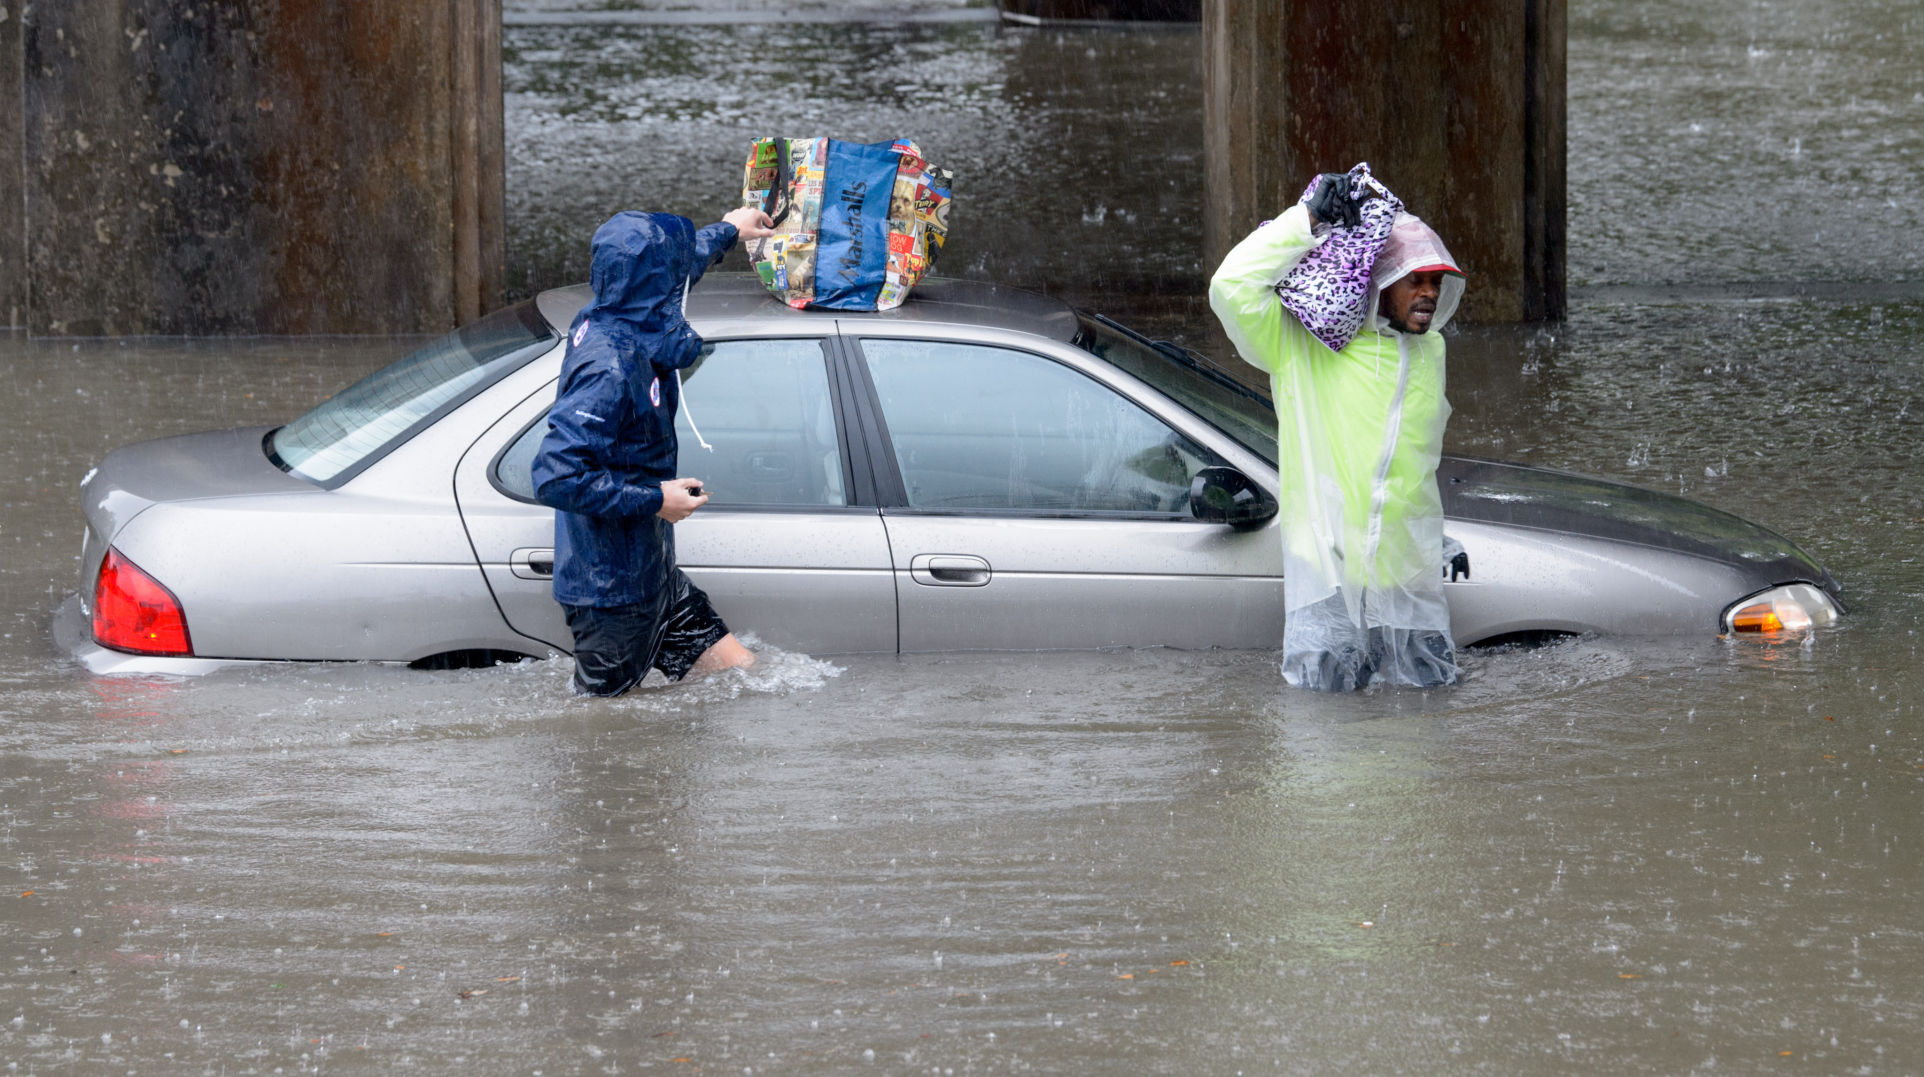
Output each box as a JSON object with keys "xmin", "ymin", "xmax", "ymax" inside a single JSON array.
[{"xmin": 92, "ymin": 548, "xmax": 194, "ymax": 657}]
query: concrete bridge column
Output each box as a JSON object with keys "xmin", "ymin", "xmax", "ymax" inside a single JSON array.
[
  {"xmin": 1202, "ymin": 0, "xmax": 1565, "ymax": 323},
  {"xmin": 3, "ymin": 0, "xmax": 503, "ymax": 336},
  {"xmin": 3, "ymin": 5, "xmax": 25, "ymax": 330}
]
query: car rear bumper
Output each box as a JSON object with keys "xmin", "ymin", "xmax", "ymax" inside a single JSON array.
[{"xmin": 53, "ymin": 594, "xmax": 261, "ymax": 676}]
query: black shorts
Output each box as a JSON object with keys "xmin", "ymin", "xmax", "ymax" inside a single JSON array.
[{"xmin": 562, "ymin": 571, "xmax": 731, "ymax": 697}]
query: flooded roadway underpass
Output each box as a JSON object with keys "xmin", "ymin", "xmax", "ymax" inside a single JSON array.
[{"xmin": 6, "ymin": 0, "xmax": 1924, "ymax": 1072}]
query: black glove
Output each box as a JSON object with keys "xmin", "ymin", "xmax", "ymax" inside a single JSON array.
[{"xmin": 1303, "ymin": 172, "xmax": 1365, "ymax": 229}]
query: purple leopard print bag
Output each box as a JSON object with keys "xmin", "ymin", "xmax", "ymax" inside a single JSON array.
[{"xmin": 1276, "ymin": 162, "xmax": 1403, "ymax": 353}]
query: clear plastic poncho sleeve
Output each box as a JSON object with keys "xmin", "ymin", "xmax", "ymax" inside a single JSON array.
[{"xmin": 1208, "ymin": 205, "xmax": 1463, "ymax": 691}]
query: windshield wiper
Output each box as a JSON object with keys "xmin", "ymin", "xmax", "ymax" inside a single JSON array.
[
  {"xmin": 1150, "ymin": 338, "xmax": 1203, "ymax": 365},
  {"xmin": 1150, "ymin": 338, "xmax": 1270, "ymax": 406},
  {"xmin": 1084, "ymin": 310, "xmax": 1272, "ymax": 408}
]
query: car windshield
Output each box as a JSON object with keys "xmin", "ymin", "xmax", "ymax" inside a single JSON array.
[
  {"xmin": 268, "ymin": 302, "xmax": 557, "ymax": 486},
  {"xmin": 1070, "ymin": 312, "xmax": 1277, "ymax": 467}
]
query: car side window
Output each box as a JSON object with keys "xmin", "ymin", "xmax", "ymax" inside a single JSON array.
[
  {"xmin": 860, "ymin": 339, "xmax": 1225, "ymax": 514},
  {"xmin": 493, "ymin": 338, "xmax": 846, "ymax": 507}
]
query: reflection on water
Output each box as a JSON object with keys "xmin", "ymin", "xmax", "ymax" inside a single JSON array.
[{"xmin": 5, "ymin": 0, "xmax": 1924, "ymax": 1071}]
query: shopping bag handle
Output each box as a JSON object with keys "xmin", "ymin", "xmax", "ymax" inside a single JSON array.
[{"xmin": 761, "ymin": 138, "xmax": 792, "ymax": 229}]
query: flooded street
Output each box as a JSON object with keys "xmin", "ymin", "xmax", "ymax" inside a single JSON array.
[{"xmin": 5, "ymin": 0, "xmax": 1924, "ymax": 1072}]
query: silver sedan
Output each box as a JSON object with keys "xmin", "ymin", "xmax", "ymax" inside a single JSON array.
[{"xmin": 66, "ymin": 276, "xmax": 1843, "ymax": 674}]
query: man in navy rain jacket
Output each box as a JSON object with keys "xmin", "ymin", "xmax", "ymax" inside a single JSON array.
[{"xmin": 532, "ymin": 207, "xmax": 772, "ymax": 696}]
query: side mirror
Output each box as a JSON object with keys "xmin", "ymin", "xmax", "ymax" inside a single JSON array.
[{"xmin": 1188, "ymin": 465, "xmax": 1278, "ymax": 529}]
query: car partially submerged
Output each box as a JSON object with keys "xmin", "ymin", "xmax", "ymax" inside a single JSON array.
[{"xmin": 65, "ymin": 276, "xmax": 1843, "ymax": 675}]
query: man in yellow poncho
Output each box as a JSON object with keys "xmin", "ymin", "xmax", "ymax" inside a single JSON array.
[{"xmin": 1209, "ymin": 172, "xmax": 1466, "ymax": 691}]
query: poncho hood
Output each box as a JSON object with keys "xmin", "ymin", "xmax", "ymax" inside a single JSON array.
[
  {"xmin": 1365, "ymin": 213, "xmax": 1466, "ymax": 334},
  {"xmin": 584, "ymin": 211, "xmax": 704, "ymax": 331},
  {"xmin": 568, "ymin": 211, "xmax": 714, "ymax": 373}
]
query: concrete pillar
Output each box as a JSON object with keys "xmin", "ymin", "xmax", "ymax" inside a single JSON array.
[
  {"xmin": 9, "ymin": 0, "xmax": 503, "ymax": 336},
  {"xmin": 1203, "ymin": 0, "xmax": 1564, "ymax": 323},
  {"xmin": 2, "ymin": 4, "xmax": 25, "ymax": 330}
]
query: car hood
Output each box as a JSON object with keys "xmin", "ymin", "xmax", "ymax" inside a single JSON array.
[
  {"xmin": 1440, "ymin": 455, "xmax": 1841, "ymax": 598},
  {"xmin": 83, "ymin": 426, "xmax": 319, "ymax": 543}
]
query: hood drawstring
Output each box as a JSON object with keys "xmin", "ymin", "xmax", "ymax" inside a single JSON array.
[
  {"xmin": 673, "ymin": 275, "xmax": 714, "ymax": 451},
  {"xmin": 676, "ymin": 369, "xmax": 713, "ymax": 452}
]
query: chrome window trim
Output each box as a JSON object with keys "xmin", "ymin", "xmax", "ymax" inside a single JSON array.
[{"xmin": 484, "ymin": 336, "xmax": 863, "ymax": 512}]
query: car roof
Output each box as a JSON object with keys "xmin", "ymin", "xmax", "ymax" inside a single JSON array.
[{"xmin": 536, "ymin": 274, "xmax": 1081, "ymax": 343}]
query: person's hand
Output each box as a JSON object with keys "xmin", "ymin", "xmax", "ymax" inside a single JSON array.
[
  {"xmin": 722, "ymin": 206, "xmax": 775, "ymax": 241},
  {"xmin": 1302, "ymin": 172, "xmax": 1366, "ymax": 229},
  {"xmin": 657, "ymin": 477, "xmax": 709, "ymax": 523}
]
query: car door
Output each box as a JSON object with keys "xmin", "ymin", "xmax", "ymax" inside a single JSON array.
[
  {"xmin": 849, "ymin": 334, "xmax": 1284, "ymax": 652},
  {"xmin": 453, "ymin": 336, "xmax": 897, "ymax": 655}
]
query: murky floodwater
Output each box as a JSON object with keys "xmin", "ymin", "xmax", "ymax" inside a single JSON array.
[{"xmin": 6, "ymin": 0, "xmax": 1924, "ymax": 1072}]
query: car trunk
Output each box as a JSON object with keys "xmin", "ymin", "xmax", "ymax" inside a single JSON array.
[{"xmin": 78, "ymin": 426, "xmax": 321, "ymax": 612}]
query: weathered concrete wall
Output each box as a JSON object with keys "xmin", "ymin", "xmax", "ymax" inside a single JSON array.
[
  {"xmin": 1203, "ymin": 0, "xmax": 1564, "ymax": 323},
  {"xmin": 14, "ymin": 0, "xmax": 502, "ymax": 336},
  {"xmin": 2, "ymin": 4, "xmax": 24, "ymax": 329}
]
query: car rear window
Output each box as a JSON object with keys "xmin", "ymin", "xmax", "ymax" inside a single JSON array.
[{"xmin": 268, "ymin": 302, "xmax": 557, "ymax": 487}]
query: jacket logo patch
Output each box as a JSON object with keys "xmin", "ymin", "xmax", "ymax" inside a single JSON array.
[
  {"xmin": 572, "ymin": 322, "xmax": 588, "ymax": 347},
  {"xmin": 649, "ymin": 376, "xmax": 662, "ymax": 407}
]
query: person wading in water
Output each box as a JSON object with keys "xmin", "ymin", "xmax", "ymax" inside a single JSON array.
[
  {"xmin": 532, "ymin": 207, "xmax": 772, "ymax": 696},
  {"xmin": 1209, "ymin": 168, "xmax": 1467, "ymax": 691}
]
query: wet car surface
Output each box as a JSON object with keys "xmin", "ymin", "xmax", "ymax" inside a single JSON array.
[{"xmin": 69, "ymin": 276, "xmax": 1840, "ymax": 673}]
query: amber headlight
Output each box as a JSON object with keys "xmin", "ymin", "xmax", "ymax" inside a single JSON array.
[{"xmin": 1721, "ymin": 583, "xmax": 1840, "ymax": 635}]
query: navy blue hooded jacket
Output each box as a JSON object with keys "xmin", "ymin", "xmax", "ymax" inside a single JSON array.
[{"xmin": 531, "ymin": 212, "xmax": 737, "ymax": 607}]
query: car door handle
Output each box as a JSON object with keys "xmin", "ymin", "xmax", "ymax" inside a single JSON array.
[
  {"xmin": 511, "ymin": 547, "xmax": 555, "ymax": 580},
  {"xmin": 910, "ymin": 554, "xmax": 991, "ymax": 587},
  {"xmin": 747, "ymin": 450, "xmax": 794, "ymax": 480}
]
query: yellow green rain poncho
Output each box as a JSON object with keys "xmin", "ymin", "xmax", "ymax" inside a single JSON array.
[{"xmin": 1209, "ymin": 205, "xmax": 1466, "ymax": 691}]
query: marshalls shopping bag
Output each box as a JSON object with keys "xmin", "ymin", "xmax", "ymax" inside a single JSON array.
[{"xmin": 739, "ymin": 137, "xmax": 953, "ymax": 311}]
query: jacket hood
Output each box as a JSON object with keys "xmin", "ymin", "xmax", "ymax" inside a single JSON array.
[
  {"xmin": 1365, "ymin": 213, "xmax": 1466, "ymax": 334},
  {"xmin": 584, "ymin": 212, "xmax": 702, "ymax": 333}
]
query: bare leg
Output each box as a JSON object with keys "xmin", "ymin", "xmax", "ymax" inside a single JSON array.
[{"xmin": 690, "ymin": 632, "xmax": 755, "ymax": 675}]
